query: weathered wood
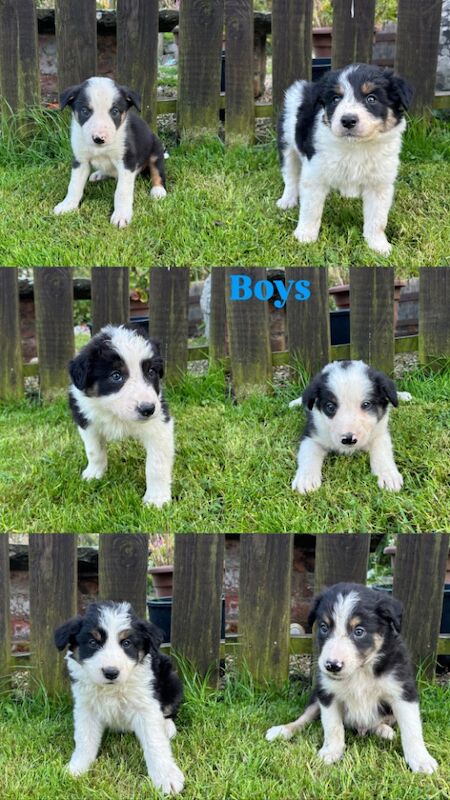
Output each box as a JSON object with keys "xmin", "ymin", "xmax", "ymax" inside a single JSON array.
[
  {"xmin": 314, "ymin": 534, "xmax": 371, "ymax": 590},
  {"xmin": 0, "ymin": 268, "xmax": 23, "ymax": 401},
  {"xmin": 0, "ymin": 534, "xmax": 11, "ymax": 681},
  {"xmin": 0, "ymin": 0, "xmax": 40, "ymax": 113},
  {"xmin": 286, "ymin": 267, "xmax": 330, "ymax": 378},
  {"xmin": 225, "ymin": 0, "xmax": 254, "ymax": 146},
  {"xmin": 418, "ymin": 267, "xmax": 450, "ymax": 369},
  {"xmin": 396, "ymin": 0, "xmax": 443, "ymax": 113},
  {"xmin": 171, "ymin": 534, "xmax": 225, "ymax": 684},
  {"xmin": 29, "ymin": 534, "xmax": 77, "ymax": 694},
  {"xmin": 91, "ymin": 267, "xmax": 129, "ymax": 334},
  {"xmin": 177, "ymin": 0, "xmax": 224, "ymax": 138},
  {"xmin": 209, "ymin": 268, "xmax": 227, "ymax": 363},
  {"xmin": 225, "ymin": 267, "xmax": 272, "ymax": 398},
  {"xmin": 350, "ymin": 267, "xmax": 394, "ymax": 375},
  {"xmin": 148, "ymin": 268, "xmax": 190, "ymax": 385},
  {"xmin": 116, "ymin": 0, "xmax": 159, "ymax": 127},
  {"xmin": 55, "ymin": 0, "xmax": 97, "ymax": 91},
  {"xmin": 33, "ymin": 268, "xmax": 74, "ymax": 397},
  {"xmin": 331, "ymin": 0, "xmax": 376, "ymax": 68},
  {"xmin": 99, "ymin": 534, "xmax": 149, "ymax": 618},
  {"xmin": 272, "ymin": 0, "xmax": 313, "ymax": 117},
  {"xmin": 393, "ymin": 534, "xmax": 449, "ymax": 679},
  {"xmin": 239, "ymin": 534, "xmax": 293, "ymax": 686}
]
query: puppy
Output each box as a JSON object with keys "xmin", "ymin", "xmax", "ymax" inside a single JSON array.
[
  {"xmin": 69, "ymin": 325, "xmax": 174, "ymax": 508},
  {"xmin": 266, "ymin": 583, "xmax": 438, "ymax": 774},
  {"xmin": 290, "ymin": 360, "xmax": 409, "ymax": 494},
  {"xmin": 54, "ymin": 76, "xmax": 167, "ymax": 228},
  {"xmin": 277, "ymin": 63, "xmax": 414, "ymax": 254},
  {"xmin": 55, "ymin": 601, "xmax": 184, "ymax": 795}
]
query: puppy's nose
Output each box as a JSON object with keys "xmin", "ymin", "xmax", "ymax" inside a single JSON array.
[
  {"xmin": 137, "ymin": 402, "xmax": 155, "ymax": 418},
  {"xmin": 325, "ymin": 660, "xmax": 343, "ymax": 674},
  {"xmin": 341, "ymin": 432, "xmax": 357, "ymax": 446},
  {"xmin": 102, "ymin": 667, "xmax": 119, "ymax": 681},
  {"xmin": 93, "ymin": 135, "xmax": 105, "ymax": 145},
  {"xmin": 341, "ymin": 114, "xmax": 358, "ymax": 130}
]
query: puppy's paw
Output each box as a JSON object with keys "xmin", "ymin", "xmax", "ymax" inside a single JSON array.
[
  {"xmin": 366, "ymin": 234, "xmax": 392, "ymax": 256},
  {"xmin": 406, "ymin": 749, "xmax": 438, "ymax": 774},
  {"xmin": 54, "ymin": 199, "xmax": 79, "ymax": 215},
  {"xmin": 82, "ymin": 464, "xmax": 106, "ymax": 481},
  {"xmin": 266, "ymin": 725, "xmax": 293, "ymax": 742},
  {"xmin": 292, "ymin": 470, "xmax": 322, "ymax": 494},
  {"xmin": 110, "ymin": 209, "xmax": 132, "ymax": 228},
  {"xmin": 89, "ymin": 170, "xmax": 109, "ymax": 182},
  {"xmin": 143, "ymin": 490, "xmax": 171, "ymax": 509},
  {"xmin": 293, "ymin": 225, "xmax": 319, "ymax": 244},
  {"xmin": 318, "ymin": 745, "xmax": 344, "ymax": 765},
  {"xmin": 376, "ymin": 467, "xmax": 403, "ymax": 491},
  {"xmin": 151, "ymin": 186, "xmax": 167, "ymax": 200},
  {"xmin": 276, "ymin": 194, "xmax": 298, "ymax": 210},
  {"xmin": 67, "ymin": 758, "xmax": 91, "ymax": 776},
  {"xmin": 374, "ymin": 723, "xmax": 396, "ymax": 741},
  {"xmin": 152, "ymin": 764, "xmax": 185, "ymax": 795},
  {"xmin": 397, "ymin": 391, "xmax": 412, "ymax": 402}
]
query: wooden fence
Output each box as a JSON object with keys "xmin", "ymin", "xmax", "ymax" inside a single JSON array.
[
  {"xmin": 0, "ymin": 2, "xmax": 447, "ymax": 145},
  {"xmin": 1, "ymin": 267, "xmax": 449, "ymax": 402},
  {"xmin": 0, "ymin": 533, "xmax": 449, "ymax": 694}
]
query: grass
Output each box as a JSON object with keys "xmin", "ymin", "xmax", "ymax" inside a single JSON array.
[
  {"xmin": 0, "ymin": 366, "xmax": 449, "ymax": 534},
  {"xmin": 0, "ymin": 108, "xmax": 449, "ymax": 267},
  {"xmin": 0, "ymin": 672, "xmax": 449, "ymax": 800}
]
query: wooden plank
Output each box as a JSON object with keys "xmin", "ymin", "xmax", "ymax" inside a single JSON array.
[
  {"xmin": 225, "ymin": 0, "xmax": 254, "ymax": 146},
  {"xmin": 332, "ymin": 0, "xmax": 376, "ymax": 68},
  {"xmin": 393, "ymin": 534, "xmax": 449, "ymax": 679},
  {"xmin": 177, "ymin": 0, "xmax": 224, "ymax": 138},
  {"xmin": 99, "ymin": 534, "xmax": 149, "ymax": 618},
  {"xmin": 0, "ymin": 0, "xmax": 40, "ymax": 113},
  {"xmin": 396, "ymin": 0, "xmax": 443, "ymax": 113},
  {"xmin": 91, "ymin": 267, "xmax": 130, "ymax": 334},
  {"xmin": 55, "ymin": 0, "xmax": 97, "ymax": 91},
  {"xmin": 350, "ymin": 267, "xmax": 394, "ymax": 375},
  {"xmin": 148, "ymin": 267, "xmax": 190, "ymax": 385},
  {"xmin": 171, "ymin": 534, "xmax": 225, "ymax": 684},
  {"xmin": 419, "ymin": 267, "xmax": 450, "ymax": 369},
  {"xmin": 239, "ymin": 534, "xmax": 293, "ymax": 686},
  {"xmin": 286, "ymin": 267, "xmax": 330, "ymax": 378},
  {"xmin": 116, "ymin": 0, "xmax": 159, "ymax": 127},
  {"xmin": 33, "ymin": 268, "xmax": 74, "ymax": 397},
  {"xmin": 29, "ymin": 534, "xmax": 77, "ymax": 694},
  {"xmin": 225, "ymin": 267, "xmax": 272, "ymax": 398},
  {"xmin": 0, "ymin": 268, "xmax": 23, "ymax": 401},
  {"xmin": 0, "ymin": 535, "xmax": 11, "ymax": 682},
  {"xmin": 209, "ymin": 268, "xmax": 228, "ymax": 363},
  {"xmin": 272, "ymin": 0, "xmax": 313, "ymax": 117},
  {"xmin": 314, "ymin": 534, "xmax": 371, "ymax": 590}
]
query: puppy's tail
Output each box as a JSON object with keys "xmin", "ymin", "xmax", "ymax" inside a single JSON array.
[{"xmin": 289, "ymin": 396, "xmax": 303, "ymax": 409}]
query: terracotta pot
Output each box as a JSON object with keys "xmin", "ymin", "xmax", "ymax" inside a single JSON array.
[{"xmin": 149, "ymin": 565, "xmax": 174, "ymax": 599}]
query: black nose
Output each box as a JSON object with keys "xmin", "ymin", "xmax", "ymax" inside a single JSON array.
[
  {"xmin": 341, "ymin": 433, "xmax": 357, "ymax": 446},
  {"xmin": 137, "ymin": 403, "xmax": 155, "ymax": 418},
  {"xmin": 93, "ymin": 135, "xmax": 105, "ymax": 145},
  {"xmin": 102, "ymin": 667, "xmax": 119, "ymax": 681},
  {"xmin": 325, "ymin": 660, "xmax": 343, "ymax": 674},
  {"xmin": 341, "ymin": 114, "xmax": 358, "ymax": 129}
]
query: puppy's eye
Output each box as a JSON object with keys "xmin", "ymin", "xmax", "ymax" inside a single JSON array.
[
  {"xmin": 121, "ymin": 639, "xmax": 132, "ymax": 649},
  {"xmin": 110, "ymin": 106, "xmax": 120, "ymax": 117},
  {"xmin": 361, "ymin": 401, "xmax": 372, "ymax": 410},
  {"xmin": 353, "ymin": 627, "xmax": 366, "ymax": 638},
  {"xmin": 365, "ymin": 94, "xmax": 377, "ymax": 104},
  {"xmin": 80, "ymin": 106, "xmax": 91, "ymax": 116},
  {"xmin": 147, "ymin": 367, "xmax": 156, "ymax": 377},
  {"xmin": 332, "ymin": 95, "xmax": 341, "ymax": 104},
  {"xmin": 324, "ymin": 402, "xmax": 336, "ymax": 414},
  {"xmin": 88, "ymin": 638, "xmax": 99, "ymax": 648},
  {"xmin": 319, "ymin": 622, "xmax": 329, "ymax": 634},
  {"xmin": 110, "ymin": 371, "xmax": 123, "ymax": 383}
]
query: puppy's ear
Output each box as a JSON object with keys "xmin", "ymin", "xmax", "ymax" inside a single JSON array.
[
  {"xmin": 386, "ymin": 71, "xmax": 414, "ymax": 112},
  {"xmin": 307, "ymin": 591, "xmax": 325, "ymax": 630},
  {"xmin": 69, "ymin": 352, "xmax": 90, "ymax": 391},
  {"xmin": 119, "ymin": 86, "xmax": 141, "ymax": 112},
  {"xmin": 301, "ymin": 374, "xmax": 322, "ymax": 411},
  {"xmin": 60, "ymin": 84, "xmax": 82, "ymax": 110},
  {"xmin": 54, "ymin": 616, "xmax": 83, "ymax": 650},
  {"xmin": 137, "ymin": 620, "xmax": 164, "ymax": 654},
  {"xmin": 374, "ymin": 370, "xmax": 398, "ymax": 408},
  {"xmin": 376, "ymin": 593, "xmax": 403, "ymax": 635}
]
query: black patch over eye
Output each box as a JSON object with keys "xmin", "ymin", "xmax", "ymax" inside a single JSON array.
[
  {"xmin": 110, "ymin": 371, "xmax": 123, "ymax": 383},
  {"xmin": 353, "ymin": 627, "xmax": 366, "ymax": 638}
]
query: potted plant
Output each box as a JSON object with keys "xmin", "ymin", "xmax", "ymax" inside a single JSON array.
[{"xmin": 148, "ymin": 534, "xmax": 174, "ymax": 598}]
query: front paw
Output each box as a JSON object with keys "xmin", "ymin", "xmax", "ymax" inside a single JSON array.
[
  {"xmin": 89, "ymin": 170, "xmax": 108, "ymax": 182},
  {"xmin": 143, "ymin": 490, "xmax": 171, "ymax": 508},
  {"xmin": 406, "ymin": 749, "xmax": 438, "ymax": 774},
  {"xmin": 376, "ymin": 467, "xmax": 403, "ymax": 491},
  {"xmin": 67, "ymin": 757, "xmax": 91, "ymax": 776},
  {"xmin": 293, "ymin": 225, "xmax": 319, "ymax": 244},
  {"xmin": 110, "ymin": 209, "xmax": 132, "ymax": 228},
  {"xmin": 54, "ymin": 199, "xmax": 79, "ymax": 215},
  {"xmin": 266, "ymin": 725, "xmax": 293, "ymax": 742},
  {"xmin": 151, "ymin": 764, "xmax": 185, "ymax": 795},
  {"xmin": 151, "ymin": 186, "xmax": 167, "ymax": 200},
  {"xmin": 374, "ymin": 723, "xmax": 396, "ymax": 741},
  {"xmin": 82, "ymin": 465, "xmax": 106, "ymax": 481},
  {"xmin": 318, "ymin": 745, "xmax": 344, "ymax": 765},
  {"xmin": 277, "ymin": 194, "xmax": 298, "ymax": 210},
  {"xmin": 292, "ymin": 470, "xmax": 322, "ymax": 494},
  {"xmin": 365, "ymin": 234, "xmax": 392, "ymax": 255}
]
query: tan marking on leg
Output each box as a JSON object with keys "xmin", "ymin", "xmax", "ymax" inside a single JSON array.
[{"xmin": 149, "ymin": 155, "xmax": 163, "ymax": 188}]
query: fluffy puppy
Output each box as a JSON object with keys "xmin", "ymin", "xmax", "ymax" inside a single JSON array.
[
  {"xmin": 55, "ymin": 601, "xmax": 184, "ymax": 795},
  {"xmin": 266, "ymin": 583, "xmax": 438, "ymax": 774},
  {"xmin": 69, "ymin": 325, "xmax": 174, "ymax": 508},
  {"xmin": 277, "ymin": 63, "xmax": 414, "ymax": 254},
  {"xmin": 54, "ymin": 76, "xmax": 167, "ymax": 228}
]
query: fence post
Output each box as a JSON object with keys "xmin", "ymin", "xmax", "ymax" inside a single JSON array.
[
  {"xmin": 272, "ymin": 0, "xmax": 313, "ymax": 117},
  {"xmin": 286, "ymin": 267, "xmax": 330, "ymax": 379},
  {"xmin": 91, "ymin": 267, "xmax": 130, "ymax": 334},
  {"xmin": 0, "ymin": 534, "xmax": 11, "ymax": 682},
  {"xmin": 55, "ymin": 0, "xmax": 97, "ymax": 91},
  {"xmin": 225, "ymin": 0, "xmax": 254, "ymax": 146},
  {"xmin": 396, "ymin": 0, "xmax": 443, "ymax": 113},
  {"xmin": 29, "ymin": 534, "xmax": 78, "ymax": 694},
  {"xmin": 116, "ymin": 0, "xmax": 159, "ymax": 127},
  {"xmin": 177, "ymin": 0, "xmax": 224, "ymax": 138},
  {"xmin": 171, "ymin": 534, "xmax": 225, "ymax": 685},
  {"xmin": 331, "ymin": 0, "xmax": 377, "ymax": 68},
  {"xmin": 0, "ymin": 0, "xmax": 40, "ymax": 113},
  {"xmin": 350, "ymin": 267, "xmax": 394, "ymax": 376},
  {"xmin": 33, "ymin": 267, "xmax": 74, "ymax": 398},
  {"xmin": 393, "ymin": 533, "xmax": 449, "ymax": 679},
  {"xmin": 209, "ymin": 268, "xmax": 227, "ymax": 363},
  {"xmin": 419, "ymin": 267, "xmax": 450, "ymax": 369},
  {"xmin": 225, "ymin": 267, "xmax": 272, "ymax": 398},
  {"xmin": 239, "ymin": 534, "xmax": 293, "ymax": 686},
  {"xmin": 314, "ymin": 534, "xmax": 371, "ymax": 589},
  {"xmin": 99, "ymin": 534, "xmax": 149, "ymax": 618},
  {"xmin": 148, "ymin": 267, "xmax": 190, "ymax": 385},
  {"xmin": 0, "ymin": 268, "xmax": 23, "ymax": 401}
]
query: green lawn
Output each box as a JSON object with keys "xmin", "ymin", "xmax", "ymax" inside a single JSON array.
[
  {"xmin": 0, "ymin": 674, "xmax": 448, "ymax": 800},
  {"xmin": 0, "ymin": 367, "xmax": 449, "ymax": 534},
  {"xmin": 0, "ymin": 110, "xmax": 449, "ymax": 267}
]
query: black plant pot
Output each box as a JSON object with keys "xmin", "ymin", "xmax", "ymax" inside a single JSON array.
[{"xmin": 148, "ymin": 596, "xmax": 226, "ymax": 645}]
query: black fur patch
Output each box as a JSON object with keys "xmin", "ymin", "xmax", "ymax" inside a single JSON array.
[
  {"xmin": 69, "ymin": 331, "xmax": 129, "ymax": 397},
  {"xmin": 68, "ymin": 392, "xmax": 88, "ymax": 429},
  {"xmin": 123, "ymin": 114, "xmax": 166, "ymax": 183}
]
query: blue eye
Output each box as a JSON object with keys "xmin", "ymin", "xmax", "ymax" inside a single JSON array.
[
  {"xmin": 121, "ymin": 639, "xmax": 131, "ymax": 649},
  {"xmin": 111, "ymin": 106, "xmax": 120, "ymax": 116},
  {"xmin": 319, "ymin": 622, "xmax": 329, "ymax": 634},
  {"xmin": 110, "ymin": 371, "xmax": 123, "ymax": 383},
  {"xmin": 354, "ymin": 627, "xmax": 365, "ymax": 638}
]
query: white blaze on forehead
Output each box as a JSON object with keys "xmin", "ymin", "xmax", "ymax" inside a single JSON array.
[
  {"xmin": 85, "ymin": 77, "xmax": 120, "ymax": 112},
  {"xmin": 331, "ymin": 591, "xmax": 360, "ymax": 638},
  {"xmin": 98, "ymin": 602, "xmax": 133, "ymax": 640},
  {"xmin": 105, "ymin": 325, "xmax": 155, "ymax": 374},
  {"xmin": 337, "ymin": 65, "xmax": 358, "ymax": 104},
  {"xmin": 324, "ymin": 361, "xmax": 373, "ymax": 408}
]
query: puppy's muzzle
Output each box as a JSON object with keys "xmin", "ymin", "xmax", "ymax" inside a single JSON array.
[
  {"xmin": 325, "ymin": 660, "xmax": 344, "ymax": 674},
  {"xmin": 102, "ymin": 667, "xmax": 119, "ymax": 681},
  {"xmin": 137, "ymin": 402, "xmax": 155, "ymax": 419},
  {"xmin": 341, "ymin": 432, "xmax": 357, "ymax": 446}
]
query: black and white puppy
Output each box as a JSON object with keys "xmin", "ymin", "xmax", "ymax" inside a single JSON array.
[
  {"xmin": 266, "ymin": 583, "xmax": 438, "ymax": 774},
  {"xmin": 69, "ymin": 325, "xmax": 174, "ymax": 508},
  {"xmin": 277, "ymin": 64, "xmax": 414, "ymax": 254},
  {"xmin": 54, "ymin": 76, "xmax": 167, "ymax": 228},
  {"xmin": 289, "ymin": 360, "xmax": 411, "ymax": 494},
  {"xmin": 55, "ymin": 601, "xmax": 184, "ymax": 795}
]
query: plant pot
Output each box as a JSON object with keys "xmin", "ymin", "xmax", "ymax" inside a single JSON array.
[
  {"xmin": 330, "ymin": 309, "xmax": 350, "ymax": 345},
  {"xmin": 147, "ymin": 596, "xmax": 226, "ymax": 645},
  {"xmin": 148, "ymin": 565, "xmax": 174, "ymax": 599},
  {"xmin": 329, "ymin": 280, "xmax": 406, "ymax": 328}
]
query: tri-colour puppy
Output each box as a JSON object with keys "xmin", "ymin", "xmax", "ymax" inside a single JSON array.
[
  {"xmin": 55, "ymin": 601, "xmax": 184, "ymax": 795},
  {"xmin": 54, "ymin": 76, "xmax": 167, "ymax": 228},
  {"xmin": 277, "ymin": 64, "xmax": 414, "ymax": 254},
  {"xmin": 69, "ymin": 325, "xmax": 174, "ymax": 508},
  {"xmin": 266, "ymin": 583, "xmax": 438, "ymax": 774},
  {"xmin": 289, "ymin": 360, "xmax": 411, "ymax": 494}
]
